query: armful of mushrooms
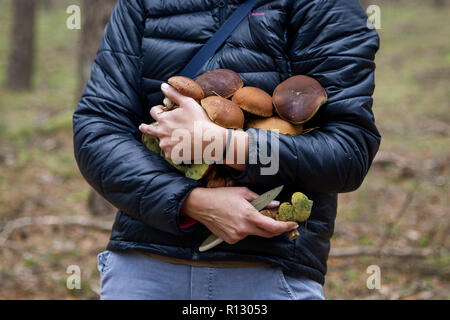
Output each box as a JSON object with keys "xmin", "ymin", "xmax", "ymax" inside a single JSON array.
[{"xmin": 142, "ymin": 69, "xmax": 328, "ymax": 241}]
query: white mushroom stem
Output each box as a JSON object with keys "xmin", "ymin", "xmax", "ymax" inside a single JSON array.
[{"xmin": 163, "ymin": 97, "xmax": 175, "ymax": 110}]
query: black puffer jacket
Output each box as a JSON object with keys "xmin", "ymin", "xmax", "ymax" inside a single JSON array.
[{"xmin": 73, "ymin": 0, "xmax": 380, "ymax": 285}]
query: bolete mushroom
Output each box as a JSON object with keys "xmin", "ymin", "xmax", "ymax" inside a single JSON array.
[
  {"xmin": 142, "ymin": 131, "xmax": 161, "ymax": 155},
  {"xmin": 201, "ymin": 96, "xmax": 245, "ymax": 129},
  {"xmin": 232, "ymin": 86, "xmax": 273, "ymax": 117},
  {"xmin": 260, "ymin": 192, "xmax": 313, "ymax": 240},
  {"xmin": 195, "ymin": 68, "xmax": 243, "ymax": 98},
  {"xmin": 246, "ymin": 116, "xmax": 303, "ymax": 136},
  {"xmin": 163, "ymin": 76, "xmax": 205, "ymax": 109},
  {"xmin": 142, "ymin": 124, "xmax": 213, "ymax": 180},
  {"xmin": 272, "ymin": 75, "xmax": 327, "ymax": 124},
  {"xmin": 192, "ymin": 95, "xmax": 244, "ymax": 180},
  {"xmin": 142, "ymin": 131, "xmax": 186, "ymax": 174},
  {"xmin": 206, "ymin": 176, "xmax": 226, "ymax": 188},
  {"xmin": 185, "ymin": 163, "xmax": 212, "ymax": 180}
]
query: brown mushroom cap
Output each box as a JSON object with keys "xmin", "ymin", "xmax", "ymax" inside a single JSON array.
[
  {"xmin": 232, "ymin": 86, "xmax": 273, "ymax": 117},
  {"xmin": 246, "ymin": 117, "xmax": 303, "ymax": 136},
  {"xmin": 206, "ymin": 176, "xmax": 226, "ymax": 188},
  {"xmin": 168, "ymin": 76, "xmax": 205, "ymax": 101},
  {"xmin": 272, "ymin": 75, "xmax": 327, "ymax": 124},
  {"xmin": 195, "ymin": 69, "xmax": 243, "ymax": 98},
  {"xmin": 201, "ymin": 96, "xmax": 245, "ymax": 129}
]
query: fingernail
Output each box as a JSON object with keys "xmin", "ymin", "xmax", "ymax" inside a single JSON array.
[
  {"xmin": 290, "ymin": 224, "xmax": 299, "ymax": 230},
  {"xmin": 269, "ymin": 200, "xmax": 280, "ymax": 207},
  {"xmin": 161, "ymin": 82, "xmax": 169, "ymax": 90}
]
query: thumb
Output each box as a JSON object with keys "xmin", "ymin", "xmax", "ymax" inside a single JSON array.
[{"xmin": 161, "ymin": 82, "xmax": 186, "ymax": 106}]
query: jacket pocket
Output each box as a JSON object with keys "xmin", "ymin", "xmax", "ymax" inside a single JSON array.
[{"xmin": 277, "ymin": 268, "xmax": 325, "ymax": 300}]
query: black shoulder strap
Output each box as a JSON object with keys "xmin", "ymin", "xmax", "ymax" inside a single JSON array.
[{"xmin": 179, "ymin": 0, "xmax": 257, "ymax": 78}]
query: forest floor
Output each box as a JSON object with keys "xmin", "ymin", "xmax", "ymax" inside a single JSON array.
[{"xmin": 0, "ymin": 0, "xmax": 448, "ymax": 299}]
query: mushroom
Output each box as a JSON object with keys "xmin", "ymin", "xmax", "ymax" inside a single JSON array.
[
  {"xmin": 153, "ymin": 71, "xmax": 245, "ymax": 181},
  {"xmin": 246, "ymin": 116, "xmax": 303, "ymax": 136},
  {"xmin": 195, "ymin": 68, "xmax": 243, "ymax": 98},
  {"xmin": 142, "ymin": 130, "xmax": 187, "ymax": 174},
  {"xmin": 142, "ymin": 130, "xmax": 161, "ymax": 155},
  {"xmin": 260, "ymin": 192, "xmax": 313, "ymax": 240},
  {"xmin": 206, "ymin": 176, "xmax": 226, "ymax": 188},
  {"xmin": 200, "ymin": 96, "xmax": 245, "ymax": 129},
  {"xmin": 185, "ymin": 163, "xmax": 212, "ymax": 180},
  {"xmin": 142, "ymin": 121, "xmax": 213, "ymax": 181},
  {"xmin": 189, "ymin": 95, "xmax": 244, "ymax": 181},
  {"xmin": 232, "ymin": 86, "xmax": 273, "ymax": 117},
  {"xmin": 272, "ymin": 75, "xmax": 327, "ymax": 124},
  {"xmin": 163, "ymin": 76, "xmax": 205, "ymax": 109}
]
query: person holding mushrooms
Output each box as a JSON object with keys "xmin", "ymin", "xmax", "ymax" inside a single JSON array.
[{"xmin": 73, "ymin": 0, "xmax": 380, "ymax": 300}]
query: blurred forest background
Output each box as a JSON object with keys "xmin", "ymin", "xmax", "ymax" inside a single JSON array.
[{"xmin": 0, "ymin": 0, "xmax": 448, "ymax": 299}]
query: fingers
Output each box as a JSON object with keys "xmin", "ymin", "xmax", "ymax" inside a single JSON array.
[
  {"xmin": 252, "ymin": 213, "xmax": 298, "ymax": 235},
  {"xmin": 265, "ymin": 200, "xmax": 280, "ymax": 209},
  {"xmin": 161, "ymin": 83, "xmax": 188, "ymax": 106},
  {"xmin": 139, "ymin": 122, "xmax": 159, "ymax": 136},
  {"xmin": 149, "ymin": 105, "xmax": 166, "ymax": 121},
  {"xmin": 141, "ymin": 105, "xmax": 168, "ymax": 136},
  {"xmin": 251, "ymin": 225, "xmax": 284, "ymax": 239}
]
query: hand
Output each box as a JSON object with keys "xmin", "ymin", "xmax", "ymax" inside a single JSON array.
[
  {"xmin": 139, "ymin": 83, "xmax": 226, "ymax": 163},
  {"xmin": 181, "ymin": 187, "xmax": 298, "ymax": 244}
]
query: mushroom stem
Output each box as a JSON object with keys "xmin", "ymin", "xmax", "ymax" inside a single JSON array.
[
  {"xmin": 163, "ymin": 97, "xmax": 176, "ymax": 110},
  {"xmin": 288, "ymin": 229, "xmax": 300, "ymax": 240},
  {"xmin": 163, "ymin": 75, "xmax": 205, "ymax": 110}
]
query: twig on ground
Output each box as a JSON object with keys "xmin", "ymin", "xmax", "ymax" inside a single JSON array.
[{"xmin": 0, "ymin": 216, "xmax": 112, "ymax": 246}]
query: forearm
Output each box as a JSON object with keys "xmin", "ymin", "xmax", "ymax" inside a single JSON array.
[{"xmin": 74, "ymin": 111, "xmax": 203, "ymax": 235}]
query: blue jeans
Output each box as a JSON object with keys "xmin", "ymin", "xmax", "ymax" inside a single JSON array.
[{"xmin": 97, "ymin": 250, "xmax": 324, "ymax": 300}]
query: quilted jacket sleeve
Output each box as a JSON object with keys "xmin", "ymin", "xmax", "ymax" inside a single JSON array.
[
  {"xmin": 232, "ymin": 0, "xmax": 381, "ymax": 193},
  {"xmin": 73, "ymin": 0, "xmax": 203, "ymax": 235}
]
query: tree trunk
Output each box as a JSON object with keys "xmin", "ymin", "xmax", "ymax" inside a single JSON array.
[
  {"xmin": 77, "ymin": 0, "xmax": 118, "ymax": 217},
  {"xmin": 5, "ymin": 0, "xmax": 37, "ymax": 91}
]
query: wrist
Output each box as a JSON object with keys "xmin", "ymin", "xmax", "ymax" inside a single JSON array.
[{"xmin": 180, "ymin": 187, "xmax": 206, "ymax": 221}]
